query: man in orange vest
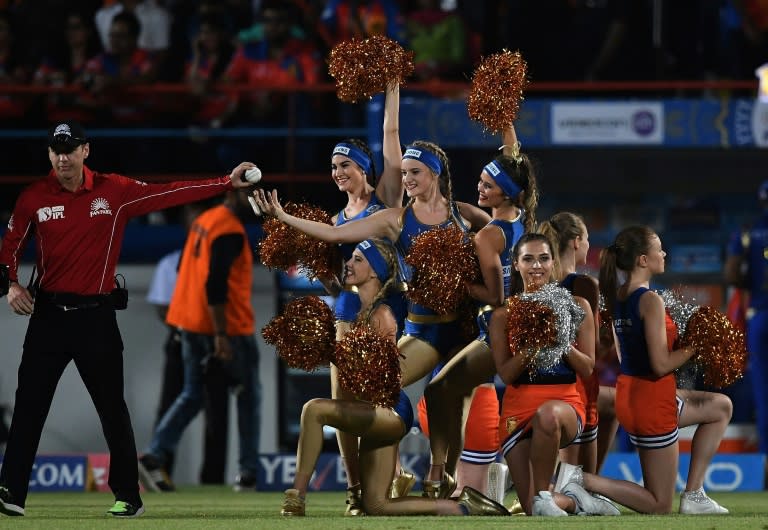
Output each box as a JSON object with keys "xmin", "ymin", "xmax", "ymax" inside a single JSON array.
[{"xmin": 138, "ymin": 190, "xmax": 261, "ymax": 492}]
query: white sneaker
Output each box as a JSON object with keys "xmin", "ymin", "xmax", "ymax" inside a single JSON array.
[
  {"xmin": 552, "ymin": 461, "xmax": 583, "ymax": 493},
  {"xmin": 532, "ymin": 490, "xmax": 567, "ymax": 516},
  {"xmin": 562, "ymin": 482, "xmax": 620, "ymax": 516},
  {"xmin": 486, "ymin": 462, "xmax": 509, "ymax": 504},
  {"xmin": 0, "ymin": 486, "xmax": 24, "ymax": 516},
  {"xmin": 679, "ymin": 488, "xmax": 728, "ymax": 514}
]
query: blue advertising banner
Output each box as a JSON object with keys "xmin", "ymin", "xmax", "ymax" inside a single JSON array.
[
  {"xmin": 601, "ymin": 452, "xmax": 765, "ymax": 492},
  {"xmin": 256, "ymin": 452, "xmax": 431, "ymax": 492},
  {"xmin": 256, "ymin": 452, "xmax": 765, "ymax": 492},
  {"xmin": 368, "ymin": 97, "xmax": 768, "ymax": 149},
  {"xmin": 0, "ymin": 455, "xmax": 88, "ymax": 492}
]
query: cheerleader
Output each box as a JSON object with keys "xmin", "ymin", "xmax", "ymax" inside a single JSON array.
[
  {"xmin": 553, "ymin": 226, "xmax": 730, "ymax": 515},
  {"xmin": 489, "ymin": 233, "xmax": 617, "ymax": 516},
  {"xmin": 538, "ymin": 212, "xmax": 600, "ymax": 473},
  {"xmin": 253, "ymin": 142, "xmax": 490, "ymax": 391},
  {"xmin": 421, "ymin": 124, "xmax": 537, "ymax": 498},
  {"xmin": 324, "ymin": 84, "xmax": 406, "ymax": 515},
  {"xmin": 279, "ymin": 238, "xmax": 507, "ymax": 517}
]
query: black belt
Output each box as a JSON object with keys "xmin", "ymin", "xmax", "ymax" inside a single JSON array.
[{"xmin": 36, "ymin": 290, "xmax": 111, "ymax": 311}]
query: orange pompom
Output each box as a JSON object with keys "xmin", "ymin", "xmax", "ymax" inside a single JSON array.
[
  {"xmin": 258, "ymin": 202, "xmax": 340, "ymax": 281},
  {"xmin": 506, "ymin": 296, "xmax": 558, "ymax": 375},
  {"xmin": 405, "ymin": 225, "xmax": 480, "ymax": 315},
  {"xmin": 678, "ymin": 306, "xmax": 748, "ymax": 388},
  {"xmin": 334, "ymin": 323, "xmax": 402, "ymax": 408},
  {"xmin": 288, "ymin": 203, "xmax": 341, "ymax": 281},
  {"xmin": 262, "ymin": 296, "xmax": 336, "ymax": 372},
  {"xmin": 328, "ymin": 35, "xmax": 414, "ymax": 103},
  {"xmin": 467, "ymin": 50, "xmax": 529, "ymax": 133},
  {"xmin": 259, "ymin": 217, "xmax": 300, "ymax": 272}
]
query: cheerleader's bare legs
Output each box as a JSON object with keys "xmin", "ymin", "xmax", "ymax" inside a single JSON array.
[
  {"xmin": 595, "ymin": 385, "xmax": 618, "ymax": 472},
  {"xmin": 677, "ymin": 389, "xmax": 732, "ymax": 496},
  {"xmin": 423, "ymin": 340, "xmax": 496, "ymax": 483},
  {"xmin": 397, "ymin": 335, "xmax": 443, "ymax": 387},
  {"xmin": 290, "ymin": 398, "xmax": 468, "ymax": 515}
]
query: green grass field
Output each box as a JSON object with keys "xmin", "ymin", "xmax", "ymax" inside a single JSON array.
[{"xmin": 7, "ymin": 487, "xmax": 768, "ymax": 529}]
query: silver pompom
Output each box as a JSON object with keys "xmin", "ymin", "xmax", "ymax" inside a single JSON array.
[
  {"xmin": 658, "ymin": 289, "xmax": 700, "ymax": 388},
  {"xmin": 519, "ymin": 283, "xmax": 586, "ymax": 373}
]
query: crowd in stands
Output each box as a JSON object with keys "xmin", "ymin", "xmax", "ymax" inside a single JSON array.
[{"xmin": 0, "ymin": 0, "xmax": 765, "ymax": 129}]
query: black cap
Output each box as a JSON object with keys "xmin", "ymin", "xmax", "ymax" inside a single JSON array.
[{"xmin": 48, "ymin": 121, "xmax": 87, "ymax": 153}]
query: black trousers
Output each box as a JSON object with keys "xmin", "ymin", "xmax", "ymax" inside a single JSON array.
[{"xmin": 0, "ymin": 303, "xmax": 140, "ymax": 507}]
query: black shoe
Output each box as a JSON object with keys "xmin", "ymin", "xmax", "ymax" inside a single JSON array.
[
  {"xmin": 233, "ymin": 471, "xmax": 257, "ymax": 492},
  {"xmin": 0, "ymin": 486, "xmax": 24, "ymax": 516},
  {"xmin": 138, "ymin": 454, "xmax": 175, "ymax": 492},
  {"xmin": 457, "ymin": 486, "xmax": 510, "ymax": 516},
  {"xmin": 107, "ymin": 500, "xmax": 145, "ymax": 518}
]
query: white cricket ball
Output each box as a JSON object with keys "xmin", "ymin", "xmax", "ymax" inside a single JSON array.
[{"xmin": 243, "ymin": 167, "xmax": 262, "ymax": 183}]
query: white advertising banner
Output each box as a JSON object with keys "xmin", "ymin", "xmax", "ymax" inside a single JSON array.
[{"xmin": 551, "ymin": 102, "xmax": 664, "ymax": 145}]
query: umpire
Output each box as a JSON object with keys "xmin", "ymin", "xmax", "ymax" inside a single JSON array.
[{"xmin": 0, "ymin": 121, "xmax": 257, "ymax": 517}]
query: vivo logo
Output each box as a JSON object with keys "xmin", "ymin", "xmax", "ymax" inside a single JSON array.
[
  {"xmin": 404, "ymin": 148, "xmax": 422, "ymax": 158},
  {"xmin": 333, "ymin": 146, "xmax": 350, "ymax": 155},
  {"xmin": 603, "ymin": 453, "xmax": 764, "ymax": 492}
]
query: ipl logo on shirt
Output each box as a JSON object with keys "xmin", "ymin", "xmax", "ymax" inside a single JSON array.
[{"xmin": 37, "ymin": 206, "xmax": 65, "ymax": 223}]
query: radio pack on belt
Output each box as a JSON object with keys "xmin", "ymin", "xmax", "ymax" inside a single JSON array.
[{"xmin": 110, "ymin": 274, "xmax": 128, "ymax": 310}]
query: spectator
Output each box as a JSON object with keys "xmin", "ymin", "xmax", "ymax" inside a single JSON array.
[
  {"xmin": 317, "ymin": 0, "xmax": 403, "ymax": 48},
  {"xmin": 82, "ymin": 11, "xmax": 160, "ymax": 124},
  {"xmin": 216, "ymin": 1, "xmax": 321, "ymax": 127},
  {"xmin": 237, "ymin": 2, "xmax": 312, "ymax": 44},
  {"xmin": 185, "ymin": 14, "xmax": 236, "ymax": 127},
  {"xmin": 403, "ymin": 0, "xmax": 469, "ymax": 81},
  {"xmin": 138, "ymin": 190, "xmax": 262, "ymax": 493},
  {"xmin": 212, "ymin": 1, "xmax": 322, "ymax": 169},
  {"xmin": 95, "ymin": 0, "xmax": 172, "ymax": 54},
  {"xmin": 33, "ymin": 10, "xmax": 103, "ymax": 124}
]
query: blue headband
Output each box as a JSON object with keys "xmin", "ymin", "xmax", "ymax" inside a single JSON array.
[
  {"xmin": 402, "ymin": 146, "xmax": 443, "ymax": 175},
  {"xmin": 484, "ymin": 160, "xmax": 522, "ymax": 198},
  {"xmin": 333, "ymin": 142, "xmax": 372, "ymax": 175},
  {"xmin": 356, "ymin": 239, "xmax": 390, "ymax": 283}
]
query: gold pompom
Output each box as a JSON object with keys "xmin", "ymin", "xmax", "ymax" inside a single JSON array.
[
  {"xmin": 259, "ymin": 217, "xmax": 299, "ymax": 272},
  {"xmin": 259, "ymin": 202, "xmax": 340, "ymax": 281},
  {"xmin": 334, "ymin": 323, "xmax": 402, "ymax": 408},
  {"xmin": 678, "ymin": 306, "xmax": 748, "ymax": 388},
  {"xmin": 405, "ymin": 225, "xmax": 480, "ymax": 315},
  {"xmin": 328, "ymin": 35, "xmax": 414, "ymax": 103},
  {"xmin": 506, "ymin": 296, "xmax": 559, "ymax": 376},
  {"xmin": 262, "ymin": 296, "xmax": 336, "ymax": 372},
  {"xmin": 467, "ymin": 50, "xmax": 529, "ymax": 133}
]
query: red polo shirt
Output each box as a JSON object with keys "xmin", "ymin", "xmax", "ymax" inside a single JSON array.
[{"xmin": 0, "ymin": 166, "xmax": 233, "ymax": 295}]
